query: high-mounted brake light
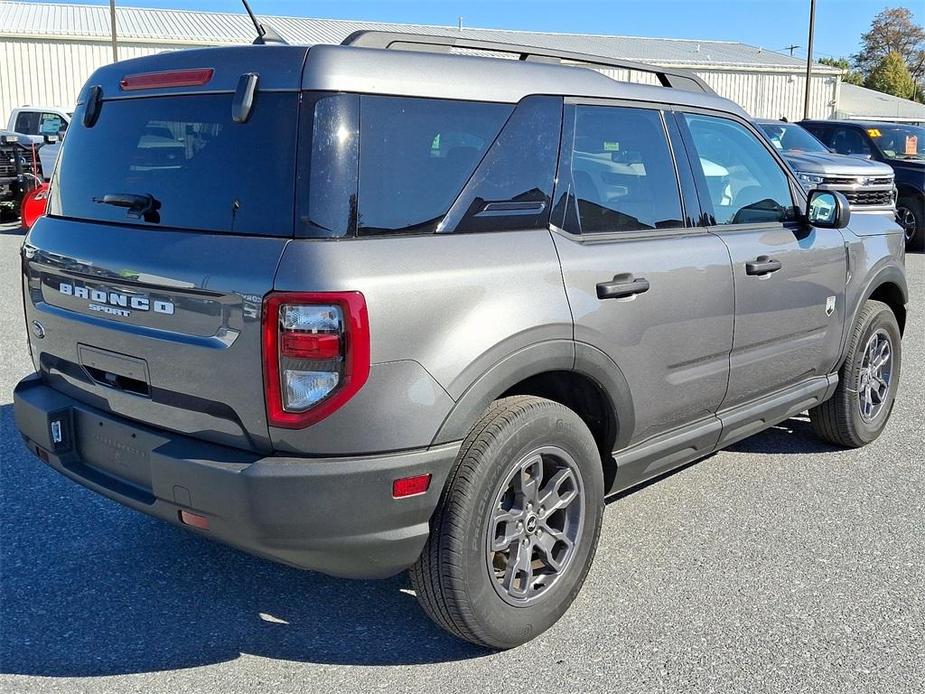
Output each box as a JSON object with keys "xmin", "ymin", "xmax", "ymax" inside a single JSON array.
[
  {"xmin": 120, "ymin": 68, "xmax": 214, "ymax": 91},
  {"xmin": 263, "ymin": 292, "xmax": 370, "ymax": 429}
]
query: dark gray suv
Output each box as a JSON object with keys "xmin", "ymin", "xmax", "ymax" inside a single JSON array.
[{"xmin": 13, "ymin": 32, "xmax": 908, "ymax": 649}]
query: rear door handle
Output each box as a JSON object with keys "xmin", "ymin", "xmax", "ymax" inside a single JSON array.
[
  {"xmin": 745, "ymin": 256, "xmax": 782, "ymax": 276},
  {"xmin": 596, "ymin": 276, "xmax": 650, "ymax": 300}
]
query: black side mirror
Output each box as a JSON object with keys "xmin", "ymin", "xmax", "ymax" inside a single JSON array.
[{"xmin": 806, "ymin": 189, "xmax": 850, "ymax": 229}]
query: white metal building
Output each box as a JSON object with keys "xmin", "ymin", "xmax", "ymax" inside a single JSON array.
[{"xmin": 0, "ymin": 1, "xmax": 843, "ymax": 123}]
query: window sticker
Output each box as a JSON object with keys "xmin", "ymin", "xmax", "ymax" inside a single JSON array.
[
  {"xmin": 603, "ymin": 141, "xmax": 620, "ymax": 151},
  {"xmin": 905, "ymin": 135, "xmax": 918, "ymax": 155},
  {"xmin": 866, "ymin": 128, "xmax": 881, "ymax": 138}
]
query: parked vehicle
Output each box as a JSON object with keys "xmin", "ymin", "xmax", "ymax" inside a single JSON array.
[
  {"xmin": 756, "ymin": 120, "xmax": 895, "ymax": 213},
  {"xmin": 6, "ymin": 105, "xmax": 71, "ymax": 180},
  {"xmin": 0, "ymin": 130, "xmax": 41, "ymax": 218},
  {"xmin": 801, "ymin": 119, "xmax": 925, "ymax": 251},
  {"xmin": 14, "ymin": 33, "xmax": 908, "ymax": 649}
]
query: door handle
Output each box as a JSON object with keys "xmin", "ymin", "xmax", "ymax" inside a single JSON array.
[
  {"xmin": 745, "ymin": 256, "xmax": 782, "ymax": 276},
  {"xmin": 596, "ymin": 276, "xmax": 650, "ymax": 300}
]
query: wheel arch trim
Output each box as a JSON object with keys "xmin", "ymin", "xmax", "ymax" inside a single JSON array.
[{"xmin": 431, "ymin": 340, "xmax": 635, "ymax": 450}]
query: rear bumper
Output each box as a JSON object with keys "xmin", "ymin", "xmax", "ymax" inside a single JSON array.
[{"xmin": 13, "ymin": 374, "xmax": 459, "ymax": 579}]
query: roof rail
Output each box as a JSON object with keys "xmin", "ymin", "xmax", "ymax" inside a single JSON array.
[{"xmin": 341, "ymin": 30, "xmax": 716, "ymax": 95}]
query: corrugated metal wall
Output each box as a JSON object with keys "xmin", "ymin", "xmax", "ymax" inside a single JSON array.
[
  {"xmin": 0, "ymin": 38, "xmax": 180, "ymax": 119},
  {"xmin": 0, "ymin": 37, "xmax": 839, "ymax": 126},
  {"xmin": 594, "ymin": 67, "xmax": 838, "ymax": 121},
  {"xmin": 698, "ymin": 70, "xmax": 838, "ymax": 121}
]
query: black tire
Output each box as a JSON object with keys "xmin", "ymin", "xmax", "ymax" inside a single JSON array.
[
  {"xmin": 810, "ymin": 300, "xmax": 902, "ymax": 447},
  {"xmin": 896, "ymin": 196, "xmax": 924, "ymax": 253},
  {"xmin": 410, "ymin": 396, "xmax": 604, "ymax": 649}
]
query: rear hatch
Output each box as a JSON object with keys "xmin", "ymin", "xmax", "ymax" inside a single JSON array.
[{"xmin": 21, "ymin": 46, "xmax": 309, "ymax": 453}]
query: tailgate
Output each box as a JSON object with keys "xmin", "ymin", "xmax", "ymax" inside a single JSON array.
[{"xmin": 23, "ymin": 217, "xmax": 287, "ymax": 452}]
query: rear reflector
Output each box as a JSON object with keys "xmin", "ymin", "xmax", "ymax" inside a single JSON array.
[
  {"xmin": 120, "ymin": 68, "xmax": 214, "ymax": 91},
  {"xmin": 178, "ymin": 510, "xmax": 210, "ymax": 530},
  {"xmin": 281, "ymin": 332, "xmax": 341, "ymax": 359},
  {"xmin": 392, "ymin": 474, "xmax": 432, "ymax": 498}
]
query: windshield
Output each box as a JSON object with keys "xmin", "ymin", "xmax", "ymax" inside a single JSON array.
[
  {"xmin": 759, "ymin": 122, "xmax": 829, "ymax": 154},
  {"xmin": 866, "ymin": 125, "xmax": 925, "ymax": 160},
  {"xmin": 50, "ymin": 93, "xmax": 298, "ymax": 235}
]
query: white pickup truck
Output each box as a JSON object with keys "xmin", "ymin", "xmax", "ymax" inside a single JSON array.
[{"xmin": 7, "ymin": 106, "xmax": 72, "ymax": 179}]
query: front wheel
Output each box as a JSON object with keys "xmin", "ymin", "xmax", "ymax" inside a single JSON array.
[
  {"xmin": 410, "ymin": 396, "xmax": 604, "ymax": 649},
  {"xmin": 896, "ymin": 197, "xmax": 924, "ymax": 252},
  {"xmin": 810, "ymin": 300, "xmax": 902, "ymax": 447}
]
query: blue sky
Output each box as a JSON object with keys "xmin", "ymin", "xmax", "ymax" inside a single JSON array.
[{"xmin": 56, "ymin": 0, "xmax": 922, "ymax": 61}]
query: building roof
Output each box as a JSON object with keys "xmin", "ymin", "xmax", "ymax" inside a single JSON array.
[
  {"xmin": 0, "ymin": 1, "xmax": 841, "ymax": 74},
  {"xmin": 835, "ymin": 83, "xmax": 925, "ymax": 123}
]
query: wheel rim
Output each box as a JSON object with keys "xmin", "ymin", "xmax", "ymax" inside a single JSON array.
[
  {"xmin": 485, "ymin": 446, "xmax": 585, "ymax": 606},
  {"xmin": 858, "ymin": 329, "xmax": 893, "ymax": 422},
  {"xmin": 896, "ymin": 206, "xmax": 917, "ymax": 242}
]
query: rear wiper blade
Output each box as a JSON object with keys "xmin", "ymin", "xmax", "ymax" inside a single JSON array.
[{"xmin": 93, "ymin": 193, "xmax": 161, "ymax": 223}]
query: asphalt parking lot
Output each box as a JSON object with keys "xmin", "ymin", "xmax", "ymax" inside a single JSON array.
[{"xmin": 0, "ymin": 225, "xmax": 922, "ymax": 694}]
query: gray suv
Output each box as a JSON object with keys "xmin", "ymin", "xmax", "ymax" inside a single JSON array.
[{"xmin": 13, "ymin": 32, "xmax": 908, "ymax": 649}]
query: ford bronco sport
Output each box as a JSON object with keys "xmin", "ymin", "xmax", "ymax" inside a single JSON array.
[{"xmin": 14, "ymin": 32, "xmax": 908, "ymax": 649}]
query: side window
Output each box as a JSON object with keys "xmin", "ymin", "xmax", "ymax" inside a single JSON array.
[
  {"xmin": 555, "ymin": 105, "xmax": 684, "ymax": 234},
  {"xmin": 683, "ymin": 114, "xmax": 795, "ymax": 225},
  {"xmin": 356, "ymin": 96, "xmax": 512, "ymax": 235},
  {"xmin": 15, "ymin": 111, "xmax": 40, "ymax": 135},
  {"xmin": 830, "ymin": 127, "xmax": 871, "ymax": 156},
  {"xmin": 39, "ymin": 113, "xmax": 65, "ymax": 136},
  {"xmin": 440, "ymin": 96, "xmax": 561, "ymax": 233},
  {"xmin": 804, "ymin": 125, "xmax": 834, "ymax": 148}
]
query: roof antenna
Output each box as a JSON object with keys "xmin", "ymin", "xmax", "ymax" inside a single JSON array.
[{"xmin": 241, "ymin": 0, "xmax": 288, "ymax": 45}]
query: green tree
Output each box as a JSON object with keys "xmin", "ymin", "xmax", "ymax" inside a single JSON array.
[
  {"xmin": 818, "ymin": 57, "xmax": 864, "ymax": 86},
  {"xmin": 865, "ymin": 51, "xmax": 917, "ymax": 99},
  {"xmin": 855, "ymin": 7, "xmax": 925, "ymax": 93}
]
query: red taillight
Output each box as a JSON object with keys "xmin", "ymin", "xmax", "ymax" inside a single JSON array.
[
  {"xmin": 392, "ymin": 474, "xmax": 432, "ymax": 498},
  {"xmin": 262, "ymin": 292, "xmax": 370, "ymax": 429},
  {"xmin": 120, "ymin": 68, "xmax": 214, "ymax": 91}
]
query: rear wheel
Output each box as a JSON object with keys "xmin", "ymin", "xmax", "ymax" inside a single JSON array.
[
  {"xmin": 810, "ymin": 300, "xmax": 901, "ymax": 447},
  {"xmin": 410, "ymin": 396, "xmax": 604, "ymax": 649}
]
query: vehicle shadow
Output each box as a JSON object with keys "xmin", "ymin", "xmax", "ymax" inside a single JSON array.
[
  {"xmin": 725, "ymin": 414, "xmax": 842, "ymax": 455},
  {"xmin": 0, "ymin": 404, "xmax": 485, "ymax": 678}
]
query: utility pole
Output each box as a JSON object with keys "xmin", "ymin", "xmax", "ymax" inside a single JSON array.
[
  {"xmin": 109, "ymin": 0, "xmax": 119, "ymax": 63},
  {"xmin": 785, "ymin": 44, "xmax": 799, "ymax": 57},
  {"xmin": 803, "ymin": 0, "xmax": 816, "ymax": 119}
]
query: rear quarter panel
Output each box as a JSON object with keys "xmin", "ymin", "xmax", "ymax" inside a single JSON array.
[{"xmin": 271, "ymin": 230, "xmax": 573, "ymax": 454}]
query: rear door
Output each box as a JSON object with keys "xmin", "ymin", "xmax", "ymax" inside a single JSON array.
[
  {"xmin": 23, "ymin": 55, "xmax": 305, "ymax": 453},
  {"xmin": 675, "ymin": 110, "xmax": 847, "ymax": 411},
  {"xmin": 551, "ymin": 100, "xmax": 734, "ymax": 454}
]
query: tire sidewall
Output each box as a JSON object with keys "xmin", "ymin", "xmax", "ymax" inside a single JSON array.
[
  {"xmin": 457, "ymin": 403, "xmax": 604, "ymax": 649},
  {"xmin": 843, "ymin": 306, "xmax": 902, "ymax": 442},
  {"xmin": 898, "ymin": 197, "xmax": 924, "ymax": 252}
]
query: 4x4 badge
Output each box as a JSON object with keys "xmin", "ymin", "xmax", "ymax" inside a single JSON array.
[{"xmin": 826, "ymin": 296, "xmax": 836, "ymax": 316}]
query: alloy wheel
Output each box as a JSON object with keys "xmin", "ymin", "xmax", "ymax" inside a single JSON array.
[
  {"xmin": 485, "ymin": 446, "xmax": 585, "ymax": 606},
  {"xmin": 896, "ymin": 206, "xmax": 917, "ymax": 243},
  {"xmin": 858, "ymin": 328, "xmax": 893, "ymax": 422}
]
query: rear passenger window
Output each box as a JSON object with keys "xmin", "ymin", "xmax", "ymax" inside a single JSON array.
[
  {"xmin": 555, "ymin": 105, "xmax": 684, "ymax": 234},
  {"xmin": 439, "ymin": 96, "xmax": 562, "ymax": 233},
  {"xmin": 357, "ymin": 97, "xmax": 512, "ymax": 235},
  {"xmin": 683, "ymin": 114, "xmax": 795, "ymax": 225},
  {"xmin": 15, "ymin": 111, "xmax": 40, "ymax": 135}
]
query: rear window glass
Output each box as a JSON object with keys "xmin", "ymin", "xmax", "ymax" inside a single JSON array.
[
  {"xmin": 50, "ymin": 93, "xmax": 298, "ymax": 235},
  {"xmin": 358, "ymin": 97, "xmax": 512, "ymax": 235},
  {"xmin": 298, "ymin": 94, "xmax": 512, "ymax": 237}
]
